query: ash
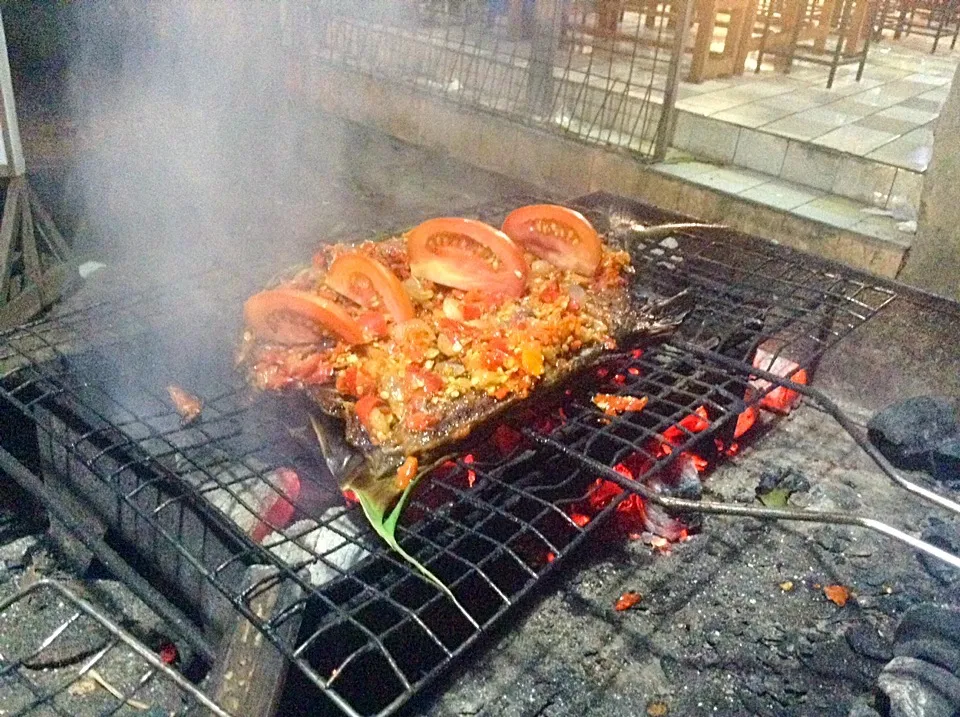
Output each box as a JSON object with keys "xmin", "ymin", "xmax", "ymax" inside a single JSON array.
[{"xmin": 407, "ymin": 403, "xmax": 956, "ymax": 717}]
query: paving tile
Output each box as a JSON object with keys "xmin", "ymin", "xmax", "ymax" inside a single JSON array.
[
  {"xmin": 875, "ymin": 79, "xmax": 937, "ymax": 99},
  {"xmin": 792, "ymin": 106, "xmax": 864, "ymax": 128},
  {"xmin": 899, "ymin": 97, "xmax": 943, "ymax": 113},
  {"xmin": 903, "ymin": 72, "xmax": 952, "ymax": 86},
  {"xmin": 740, "ymin": 178, "xmax": 825, "ymax": 209},
  {"xmin": 672, "ymin": 113, "xmax": 741, "ymax": 163},
  {"xmin": 849, "ymin": 216, "xmax": 913, "ymax": 246},
  {"xmin": 755, "ymin": 92, "xmax": 827, "ymax": 113},
  {"xmin": 792, "ymin": 195, "xmax": 868, "ymax": 229},
  {"xmin": 831, "ymin": 156, "xmax": 898, "ymax": 206},
  {"xmin": 653, "ymin": 159, "xmax": 719, "ymax": 179},
  {"xmin": 820, "ymin": 98, "xmax": 884, "ymax": 118},
  {"xmin": 712, "ymin": 102, "xmax": 796, "ymax": 127},
  {"xmin": 676, "ymin": 90, "xmax": 753, "ymax": 115},
  {"xmin": 761, "ymin": 114, "xmax": 840, "ymax": 140},
  {"xmin": 780, "ymin": 141, "xmax": 842, "ymax": 190},
  {"xmin": 813, "ymin": 125, "xmax": 898, "ymax": 155},
  {"xmin": 845, "ymin": 86, "xmax": 908, "ymax": 108},
  {"xmin": 866, "ymin": 126, "xmax": 935, "ymax": 171},
  {"xmin": 853, "ymin": 113, "xmax": 921, "ymax": 135},
  {"xmin": 918, "ymin": 87, "xmax": 951, "ymax": 102},
  {"xmin": 733, "ymin": 128, "xmax": 789, "ymax": 175},
  {"xmin": 875, "ymin": 104, "xmax": 941, "ymax": 124},
  {"xmin": 693, "ymin": 166, "xmax": 770, "ymax": 194},
  {"xmin": 887, "ymin": 168, "xmax": 923, "ymax": 213}
]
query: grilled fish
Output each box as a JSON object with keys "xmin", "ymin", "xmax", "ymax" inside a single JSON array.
[{"xmin": 239, "ymin": 207, "xmax": 698, "ymax": 521}]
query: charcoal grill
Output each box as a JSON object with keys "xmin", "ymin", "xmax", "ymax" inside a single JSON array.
[{"xmin": 0, "ymin": 192, "xmax": 956, "ymax": 717}]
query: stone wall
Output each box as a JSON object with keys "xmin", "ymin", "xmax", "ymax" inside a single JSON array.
[{"xmin": 900, "ymin": 65, "xmax": 960, "ymax": 300}]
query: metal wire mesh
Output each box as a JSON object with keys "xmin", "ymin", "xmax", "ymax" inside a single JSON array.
[
  {"xmin": 289, "ymin": 0, "xmax": 683, "ymax": 158},
  {"xmin": 0, "ymin": 580, "xmax": 230, "ymax": 717},
  {"xmin": 0, "ymin": 193, "xmax": 899, "ymax": 716}
]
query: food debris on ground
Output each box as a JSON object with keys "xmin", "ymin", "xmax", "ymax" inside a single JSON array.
[
  {"xmin": 592, "ymin": 393, "xmax": 649, "ymax": 416},
  {"xmin": 167, "ymin": 384, "xmax": 203, "ymax": 426},
  {"xmin": 824, "ymin": 584, "xmax": 851, "ymax": 606},
  {"xmin": 647, "ymin": 701, "xmax": 669, "ymax": 716},
  {"xmin": 779, "ymin": 580, "xmax": 795, "ymax": 592},
  {"xmin": 614, "ymin": 591, "xmax": 642, "ymax": 611}
]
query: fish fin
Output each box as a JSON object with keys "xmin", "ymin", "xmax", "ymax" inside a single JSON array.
[
  {"xmin": 309, "ymin": 414, "xmax": 366, "ymax": 484},
  {"xmin": 354, "ymin": 476, "xmax": 479, "ymax": 629}
]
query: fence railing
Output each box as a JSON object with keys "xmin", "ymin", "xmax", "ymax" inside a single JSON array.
[{"xmin": 288, "ymin": 0, "xmax": 688, "ymax": 161}]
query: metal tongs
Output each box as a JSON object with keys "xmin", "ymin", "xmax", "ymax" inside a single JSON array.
[{"xmin": 528, "ymin": 340, "xmax": 960, "ymax": 572}]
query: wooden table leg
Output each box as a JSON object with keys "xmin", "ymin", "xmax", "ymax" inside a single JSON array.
[{"xmin": 688, "ymin": 0, "xmax": 719, "ymax": 81}]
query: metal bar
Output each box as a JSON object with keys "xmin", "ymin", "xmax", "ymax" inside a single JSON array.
[
  {"xmin": 523, "ymin": 427, "xmax": 960, "ymax": 571},
  {"xmin": 675, "ymin": 340, "xmax": 960, "ymax": 518},
  {"xmin": 653, "ymin": 0, "xmax": 695, "ymax": 161},
  {"xmin": 6, "ymin": 580, "xmax": 235, "ymax": 717},
  {"xmin": 0, "ymin": 445, "xmax": 219, "ymax": 664}
]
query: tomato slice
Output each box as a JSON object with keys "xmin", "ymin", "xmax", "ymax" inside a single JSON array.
[
  {"xmin": 407, "ymin": 218, "xmax": 528, "ymax": 299},
  {"xmin": 325, "ymin": 252, "xmax": 414, "ymax": 324},
  {"xmin": 501, "ymin": 204, "xmax": 602, "ymax": 276},
  {"xmin": 244, "ymin": 289, "xmax": 366, "ymax": 345}
]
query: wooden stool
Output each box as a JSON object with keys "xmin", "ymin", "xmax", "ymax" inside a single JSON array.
[{"xmin": 688, "ymin": 0, "xmax": 762, "ymax": 81}]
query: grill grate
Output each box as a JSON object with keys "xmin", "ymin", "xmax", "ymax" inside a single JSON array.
[
  {"xmin": 0, "ymin": 580, "xmax": 229, "ymax": 716},
  {"xmin": 0, "ymin": 193, "xmax": 898, "ymax": 716}
]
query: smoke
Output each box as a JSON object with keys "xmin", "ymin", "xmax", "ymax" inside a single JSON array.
[{"xmin": 64, "ymin": 1, "xmax": 348, "ymax": 276}]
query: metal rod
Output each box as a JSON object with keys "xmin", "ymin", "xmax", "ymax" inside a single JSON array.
[
  {"xmin": 674, "ymin": 340, "xmax": 960, "ymax": 519},
  {"xmin": 653, "ymin": 0, "xmax": 696, "ymax": 161},
  {"xmin": 16, "ymin": 580, "xmax": 234, "ymax": 717},
  {"xmin": 0, "ymin": 446, "xmax": 218, "ymax": 664},
  {"xmin": 523, "ymin": 428, "xmax": 960, "ymax": 571}
]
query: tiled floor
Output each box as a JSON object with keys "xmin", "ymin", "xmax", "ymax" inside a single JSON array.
[
  {"xmin": 676, "ymin": 33, "xmax": 958, "ymax": 172},
  {"xmin": 654, "ymin": 153, "xmax": 912, "ymax": 245}
]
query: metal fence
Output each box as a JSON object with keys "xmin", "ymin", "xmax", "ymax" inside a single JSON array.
[{"xmin": 289, "ymin": 0, "xmax": 688, "ymax": 160}]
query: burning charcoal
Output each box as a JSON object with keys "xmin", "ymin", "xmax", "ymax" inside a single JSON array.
[
  {"xmin": 867, "ymin": 396, "xmax": 959, "ymax": 469},
  {"xmin": 756, "ymin": 466, "xmax": 810, "ymax": 507},
  {"xmin": 917, "ymin": 519, "xmax": 960, "ymax": 586},
  {"xmin": 894, "ymin": 605, "xmax": 960, "ymax": 675},
  {"xmin": 263, "ymin": 512, "xmax": 372, "ymax": 586},
  {"xmin": 932, "ymin": 436, "xmax": 960, "ymax": 483},
  {"xmin": 845, "ymin": 624, "xmax": 893, "ymax": 663},
  {"xmin": 877, "ymin": 656, "xmax": 960, "ymax": 717}
]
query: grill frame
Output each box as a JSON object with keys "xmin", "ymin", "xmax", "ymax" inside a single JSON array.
[{"xmin": 0, "ymin": 192, "xmax": 907, "ymax": 717}]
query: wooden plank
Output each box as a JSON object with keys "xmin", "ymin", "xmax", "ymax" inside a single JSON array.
[
  {"xmin": 0, "ymin": 282, "xmax": 40, "ymax": 329},
  {"xmin": 27, "ymin": 184, "xmax": 71, "ymax": 258},
  {"xmin": 0, "ymin": 177, "xmax": 21, "ymax": 294},
  {"xmin": 205, "ymin": 565, "xmax": 304, "ymax": 717},
  {"xmin": 19, "ymin": 185, "xmax": 41, "ymax": 291}
]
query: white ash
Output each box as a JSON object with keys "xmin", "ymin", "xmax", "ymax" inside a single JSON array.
[{"xmin": 263, "ymin": 511, "xmax": 372, "ymax": 586}]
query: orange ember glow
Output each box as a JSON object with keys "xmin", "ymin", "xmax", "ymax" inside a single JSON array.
[
  {"xmin": 662, "ymin": 406, "xmax": 710, "ymax": 444},
  {"xmin": 734, "ymin": 405, "xmax": 759, "ymax": 438},
  {"xmin": 251, "ymin": 468, "xmax": 301, "ymax": 543},
  {"xmin": 752, "ymin": 347, "xmax": 808, "ymax": 414},
  {"xmin": 615, "ymin": 591, "xmax": 642, "ymax": 611},
  {"xmin": 592, "ymin": 393, "xmax": 649, "ymax": 416}
]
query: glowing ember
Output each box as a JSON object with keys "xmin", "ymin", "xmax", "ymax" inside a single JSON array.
[
  {"xmin": 493, "ymin": 425, "xmax": 523, "ymax": 456},
  {"xmin": 463, "ymin": 454, "xmax": 477, "ymax": 487},
  {"xmin": 250, "ymin": 468, "xmax": 301, "ymax": 544},
  {"xmin": 159, "ymin": 642, "xmax": 178, "ymax": 665},
  {"xmin": 662, "ymin": 406, "xmax": 710, "ymax": 444},
  {"xmin": 592, "ymin": 393, "xmax": 649, "ymax": 416},
  {"xmin": 751, "ymin": 347, "xmax": 808, "ymax": 414},
  {"xmin": 570, "ymin": 512, "xmax": 591, "ymax": 527},
  {"xmin": 614, "ymin": 591, "xmax": 642, "ymax": 611},
  {"xmin": 734, "ymin": 405, "xmax": 759, "ymax": 438}
]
